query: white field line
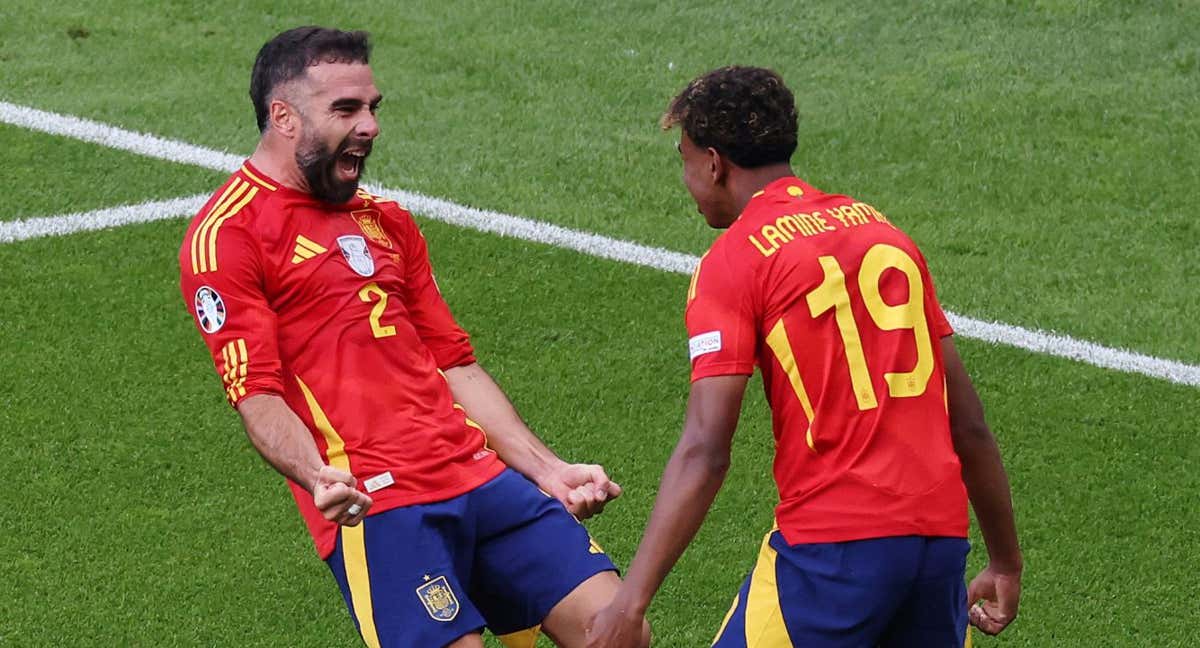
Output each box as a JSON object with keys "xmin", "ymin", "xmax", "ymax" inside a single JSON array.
[
  {"xmin": 0, "ymin": 194, "xmax": 209, "ymax": 243},
  {"xmin": 3, "ymin": 100, "xmax": 1198, "ymax": 387}
]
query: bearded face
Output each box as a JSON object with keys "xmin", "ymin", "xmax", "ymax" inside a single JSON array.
[{"xmin": 295, "ymin": 125, "xmax": 372, "ymax": 204}]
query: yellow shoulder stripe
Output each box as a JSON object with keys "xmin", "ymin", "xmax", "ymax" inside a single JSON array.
[
  {"xmin": 206, "ymin": 187, "xmax": 259, "ymax": 273},
  {"xmin": 190, "ymin": 179, "xmax": 258, "ymax": 274},
  {"xmin": 191, "ymin": 180, "xmax": 243, "ymax": 275}
]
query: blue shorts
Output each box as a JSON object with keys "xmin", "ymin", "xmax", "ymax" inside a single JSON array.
[
  {"xmin": 326, "ymin": 468, "xmax": 616, "ymax": 647},
  {"xmin": 712, "ymin": 532, "xmax": 970, "ymax": 648}
]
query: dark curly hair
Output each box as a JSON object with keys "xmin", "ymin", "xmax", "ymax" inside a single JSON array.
[
  {"xmin": 661, "ymin": 66, "xmax": 798, "ymax": 168},
  {"xmin": 250, "ymin": 26, "xmax": 371, "ymax": 132}
]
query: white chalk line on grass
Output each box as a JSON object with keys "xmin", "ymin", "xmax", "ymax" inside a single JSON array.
[
  {"xmin": 0, "ymin": 194, "xmax": 209, "ymax": 243},
  {"xmin": 3, "ymin": 100, "xmax": 1197, "ymax": 387}
]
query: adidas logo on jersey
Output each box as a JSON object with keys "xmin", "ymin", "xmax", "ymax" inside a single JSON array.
[{"xmin": 291, "ymin": 235, "xmax": 328, "ymax": 264}]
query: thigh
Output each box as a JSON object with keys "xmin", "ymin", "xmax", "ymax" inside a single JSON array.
[
  {"xmin": 879, "ymin": 538, "xmax": 970, "ymax": 648},
  {"xmin": 466, "ymin": 470, "xmax": 617, "ymax": 641},
  {"xmin": 326, "ymin": 502, "xmax": 486, "ymax": 648}
]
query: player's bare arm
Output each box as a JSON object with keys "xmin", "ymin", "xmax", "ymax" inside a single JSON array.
[
  {"xmin": 442, "ymin": 362, "xmax": 622, "ymax": 519},
  {"xmin": 236, "ymin": 394, "xmax": 372, "ymax": 526},
  {"xmin": 587, "ymin": 374, "xmax": 748, "ymax": 648},
  {"xmin": 942, "ymin": 337, "xmax": 1023, "ymax": 635}
]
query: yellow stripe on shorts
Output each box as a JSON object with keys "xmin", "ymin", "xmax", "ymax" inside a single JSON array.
[
  {"xmin": 496, "ymin": 624, "xmax": 541, "ymax": 648},
  {"xmin": 743, "ymin": 531, "xmax": 792, "ymax": 646}
]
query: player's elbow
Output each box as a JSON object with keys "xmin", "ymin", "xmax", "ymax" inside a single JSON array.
[
  {"xmin": 676, "ymin": 435, "xmax": 732, "ymax": 478},
  {"xmin": 950, "ymin": 417, "xmax": 997, "ymax": 465},
  {"xmin": 951, "ymin": 417, "xmax": 993, "ymax": 446}
]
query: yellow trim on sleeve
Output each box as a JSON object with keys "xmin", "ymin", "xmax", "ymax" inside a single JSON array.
[{"xmin": 220, "ymin": 339, "xmax": 249, "ymax": 404}]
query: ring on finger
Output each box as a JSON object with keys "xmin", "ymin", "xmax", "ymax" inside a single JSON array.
[{"xmin": 347, "ymin": 503, "xmax": 363, "ymax": 516}]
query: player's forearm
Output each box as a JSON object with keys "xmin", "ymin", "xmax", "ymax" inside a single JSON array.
[
  {"xmin": 236, "ymin": 394, "xmax": 325, "ymax": 493},
  {"xmin": 442, "ymin": 363, "xmax": 564, "ymax": 483},
  {"xmin": 955, "ymin": 427, "xmax": 1022, "ymax": 571},
  {"xmin": 618, "ymin": 430, "xmax": 730, "ymax": 615},
  {"xmin": 941, "ymin": 338, "xmax": 1022, "ymax": 571}
]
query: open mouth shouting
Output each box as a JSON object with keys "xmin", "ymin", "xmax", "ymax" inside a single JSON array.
[
  {"xmin": 337, "ymin": 146, "xmax": 369, "ymax": 183},
  {"xmin": 298, "ymin": 132, "xmax": 373, "ymax": 204}
]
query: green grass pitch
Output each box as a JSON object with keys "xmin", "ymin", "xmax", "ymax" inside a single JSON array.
[{"xmin": 1, "ymin": 1, "xmax": 1197, "ymax": 645}]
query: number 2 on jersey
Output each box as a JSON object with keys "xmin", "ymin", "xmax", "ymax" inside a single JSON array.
[
  {"xmin": 358, "ymin": 282, "xmax": 397, "ymax": 338},
  {"xmin": 767, "ymin": 243, "xmax": 934, "ymax": 417}
]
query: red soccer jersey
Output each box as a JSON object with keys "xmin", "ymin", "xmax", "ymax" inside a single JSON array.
[
  {"xmin": 686, "ymin": 176, "xmax": 968, "ymax": 544},
  {"xmin": 179, "ymin": 163, "xmax": 504, "ymax": 558}
]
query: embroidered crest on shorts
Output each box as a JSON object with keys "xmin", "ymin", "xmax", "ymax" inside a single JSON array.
[
  {"xmin": 416, "ymin": 575, "xmax": 460, "ymax": 622},
  {"xmin": 194, "ymin": 286, "xmax": 226, "ymax": 334},
  {"xmin": 337, "ymin": 235, "xmax": 376, "ymax": 277}
]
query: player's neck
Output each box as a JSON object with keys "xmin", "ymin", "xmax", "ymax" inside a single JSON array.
[
  {"xmin": 729, "ymin": 163, "xmax": 795, "ymax": 214},
  {"xmin": 248, "ymin": 138, "xmax": 312, "ymax": 195}
]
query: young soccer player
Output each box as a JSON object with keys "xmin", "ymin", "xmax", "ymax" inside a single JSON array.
[{"xmin": 587, "ymin": 66, "xmax": 1022, "ymax": 647}]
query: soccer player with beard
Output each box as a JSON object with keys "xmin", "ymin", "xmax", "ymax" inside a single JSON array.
[
  {"xmin": 179, "ymin": 27, "xmax": 649, "ymax": 648},
  {"xmin": 587, "ymin": 67, "xmax": 1022, "ymax": 647}
]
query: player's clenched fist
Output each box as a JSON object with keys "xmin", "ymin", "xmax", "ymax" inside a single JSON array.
[
  {"xmin": 967, "ymin": 564, "xmax": 1021, "ymax": 635},
  {"xmin": 313, "ymin": 465, "xmax": 373, "ymax": 526},
  {"xmin": 546, "ymin": 462, "xmax": 623, "ymax": 520}
]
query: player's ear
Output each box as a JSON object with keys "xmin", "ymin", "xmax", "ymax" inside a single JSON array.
[
  {"xmin": 268, "ymin": 98, "xmax": 299, "ymax": 137},
  {"xmin": 707, "ymin": 147, "xmax": 728, "ymax": 184}
]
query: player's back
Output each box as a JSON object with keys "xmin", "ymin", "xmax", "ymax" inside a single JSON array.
[{"xmin": 690, "ymin": 176, "xmax": 967, "ymax": 545}]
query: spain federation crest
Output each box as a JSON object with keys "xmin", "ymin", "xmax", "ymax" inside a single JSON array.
[
  {"xmin": 351, "ymin": 208, "xmax": 393, "ymax": 248},
  {"xmin": 415, "ymin": 575, "xmax": 460, "ymax": 622},
  {"xmin": 194, "ymin": 286, "xmax": 226, "ymax": 334},
  {"xmin": 337, "ymin": 235, "xmax": 375, "ymax": 277}
]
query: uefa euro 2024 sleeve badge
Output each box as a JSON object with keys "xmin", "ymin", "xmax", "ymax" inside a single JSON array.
[
  {"xmin": 194, "ymin": 286, "xmax": 226, "ymax": 334},
  {"xmin": 337, "ymin": 235, "xmax": 376, "ymax": 277},
  {"xmin": 415, "ymin": 575, "xmax": 460, "ymax": 622}
]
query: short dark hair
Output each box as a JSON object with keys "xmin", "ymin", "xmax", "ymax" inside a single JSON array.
[
  {"xmin": 250, "ymin": 26, "xmax": 371, "ymax": 132},
  {"xmin": 661, "ymin": 66, "xmax": 798, "ymax": 168}
]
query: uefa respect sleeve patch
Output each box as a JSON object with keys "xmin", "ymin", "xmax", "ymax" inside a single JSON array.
[{"xmin": 689, "ymin": 331, "xmax": 723, "ymax": 361}]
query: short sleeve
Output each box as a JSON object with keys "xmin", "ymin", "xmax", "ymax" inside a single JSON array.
[
  {"xmin": 684, "ymin": 246, "xmax": 758, "ymax": 381},
  {"xmin": 179, "ymin": 220, "xmax": 284, "ymax": 407},
  {"xmin": 393, "ymin": 208, "xmax": 477, "ymax": 369}
]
